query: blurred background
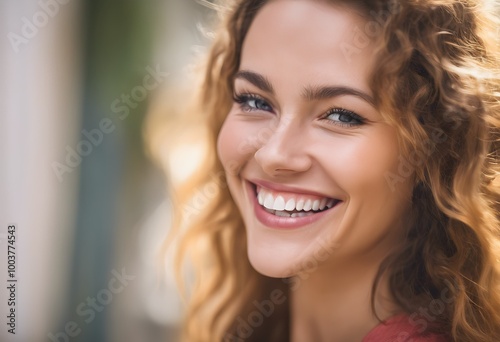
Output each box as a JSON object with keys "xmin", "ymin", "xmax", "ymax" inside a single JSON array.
[{"xmin": 0, "ymin": 0, "xmax": 214, "ymax": 341}]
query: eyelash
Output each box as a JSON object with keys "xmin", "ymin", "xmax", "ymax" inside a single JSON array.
[
  {"xmin": 233, "ymin": 92, "xmax": 274, "ymax": 113},
  {"xmin": 322, "ymin": 108, "xmax": 365, "ymax": 128},
  {"xmin": 232, "ymin": 92, "xmax": 365, "ymax": 128}
]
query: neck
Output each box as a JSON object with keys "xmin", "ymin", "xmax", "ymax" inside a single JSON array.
[{"xmin": 289, "ymin": 255, "xmax": 400, "ymax": 342}]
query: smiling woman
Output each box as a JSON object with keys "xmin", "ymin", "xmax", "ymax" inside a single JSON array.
[{"xmin": 163, "ymin": 0, "xmax": 500, "ymax": 341}]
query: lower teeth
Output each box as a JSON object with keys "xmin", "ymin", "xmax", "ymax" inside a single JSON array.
[{"xmin": 264, "ymin": 208, "xmax": 316, "ymax": 217}]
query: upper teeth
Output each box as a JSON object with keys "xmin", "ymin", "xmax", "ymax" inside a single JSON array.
[{"xmin": 257, "ymin": 187, "xmax": 335, "ymax": 212}]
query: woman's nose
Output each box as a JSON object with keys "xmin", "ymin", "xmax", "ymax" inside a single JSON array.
[{"xmin": 253, "ymin": 119, "xmax": 312, "ymax": 176}]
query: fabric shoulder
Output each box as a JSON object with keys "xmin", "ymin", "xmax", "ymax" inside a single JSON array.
[{"xmin": 362, "ymin": 314, "xmax": 450, "ymax": 342}]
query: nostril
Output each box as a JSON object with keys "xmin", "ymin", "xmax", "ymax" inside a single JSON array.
[{"xmin": 253, "ymin": 140, "xmax": 313, "ymax": 175}]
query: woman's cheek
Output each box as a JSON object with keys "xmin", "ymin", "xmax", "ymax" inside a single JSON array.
[
  {"xmin": 343, "ymin": 129, "xmax": 402, "ymax": 190},
  {"xmin": 217, "ymin": 119, "xmax": 239, "ymax": 174},
  {"xmin": 217, "ymin": 115, "xmax": 273, "ymax": 173}
]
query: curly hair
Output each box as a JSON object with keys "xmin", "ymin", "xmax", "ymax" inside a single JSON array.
[{"xmin": 158, "ymin": 0, "xmax": 500, "ymax": 341}]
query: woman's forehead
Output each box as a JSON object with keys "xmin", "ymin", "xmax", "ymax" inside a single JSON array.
[{"xmin": 239, "ymin": 0, "xmax": 377, "ymax": 98}]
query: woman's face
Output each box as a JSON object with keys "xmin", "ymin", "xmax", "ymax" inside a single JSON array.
[{"xmin": 217, "ymin": 0, "xmax": 414, "ymax": 278}]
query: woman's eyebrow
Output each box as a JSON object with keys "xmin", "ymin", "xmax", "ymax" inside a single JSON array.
[
  {"xmin": 302, "ymin": 85, "xmax": 374, "ymax": 105},
  {"xmin": 234, "ymin": 69, "xmax": 375, "ymax": 105},
  {"xmin": 234, "ymin": 70, "xmax": 275, "ymax": 93}
]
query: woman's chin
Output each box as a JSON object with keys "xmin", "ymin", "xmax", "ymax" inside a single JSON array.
[
  {"xmin": 247, "ymin": 248, "xmax": 301, "ymax": 279},
  {"xmin": 249, "ymin": 260, "xmax": 293, "ymax": 279}
]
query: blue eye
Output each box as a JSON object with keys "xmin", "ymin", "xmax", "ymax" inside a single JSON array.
[
  {"xmin": 323, "ymin": 108, "xmax": 364, "ymax": 128},
  {"xmin": 233, "ymin": 93, "xmax": 273, "ymax": 112}
]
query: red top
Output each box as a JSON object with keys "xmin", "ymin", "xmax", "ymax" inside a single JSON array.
[{"xmin": 362, "ymin": 314, "xmax": 449, "ymax": 342}]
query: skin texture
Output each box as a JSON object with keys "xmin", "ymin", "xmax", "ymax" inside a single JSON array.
[{"xmin": 217, "ymin": 0, "xmax": 415, "ymax": 340}]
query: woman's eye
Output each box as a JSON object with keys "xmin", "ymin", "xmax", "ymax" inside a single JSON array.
[
  {"xmin": 324, "ymin": 109, "xmax": 364, "ymax": 127},
  {"xmin": 233, "ymin": 93, "xmax": 273, "ymax": 112}
]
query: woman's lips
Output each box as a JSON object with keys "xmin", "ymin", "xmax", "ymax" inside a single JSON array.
[{"xmin": 245, "ymin": 181, "xmax": 341, "ymax": 229}]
